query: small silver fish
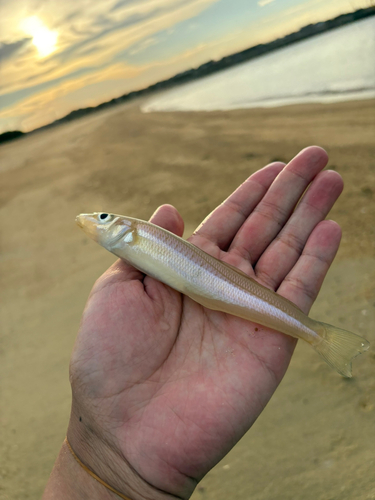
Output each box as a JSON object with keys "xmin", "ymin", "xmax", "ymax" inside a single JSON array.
[{"xmin": 76, "ymin": 212, "xmax": 369, "ymax": 377}]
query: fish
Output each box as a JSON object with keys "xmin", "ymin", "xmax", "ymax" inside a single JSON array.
[{"xmin": 76, "ymin": 212, "xmax": 370, "ymax": 377}]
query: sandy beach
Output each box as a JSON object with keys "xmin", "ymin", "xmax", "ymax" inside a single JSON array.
[{"xmin": 0, "ymin": 98, "xmax": 374, "ymax": 499}]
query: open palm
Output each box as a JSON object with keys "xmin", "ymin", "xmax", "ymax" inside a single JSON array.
[{"xmin": 68, "ymin": 147, "xmax": 343, "ymax": 499}]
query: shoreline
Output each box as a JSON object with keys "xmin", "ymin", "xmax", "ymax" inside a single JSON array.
[
  {"xmin": 1, "ymin": 7, "xmax": 374, "ymax": 142},
  {"xmin": 142, "ymin": 89, "xmax": 375, "ymax": 113},
  {"xmin": 2, "ymin": 93, "xmax": 375, "ymax": 148}
]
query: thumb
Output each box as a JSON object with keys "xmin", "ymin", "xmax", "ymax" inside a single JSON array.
[{"xmin": 149, "ymin": 204, "xmax": 184, "ymax": 237}]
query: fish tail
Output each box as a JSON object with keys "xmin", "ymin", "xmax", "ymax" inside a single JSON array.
[{"xmin": 313, "ymin": 322, "xmax": 369, "ymax": 378}]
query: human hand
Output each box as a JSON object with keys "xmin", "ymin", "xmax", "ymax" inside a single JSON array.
[{"xmin": 67, "ymin": 146, "xmax": 343, "ymax": 499}]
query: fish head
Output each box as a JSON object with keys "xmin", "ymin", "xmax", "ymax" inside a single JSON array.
[{"xmin": 76, "ymin": 212, "xmax": 134, "ymax": 248}]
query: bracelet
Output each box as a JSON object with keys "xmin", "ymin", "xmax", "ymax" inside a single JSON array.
[{"xmin": 65, "ymin": 437, "xmax": 132, "ymax": 500}]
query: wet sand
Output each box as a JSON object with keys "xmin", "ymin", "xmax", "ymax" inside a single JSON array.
[{"xmin": 0, "ymin": 98, "xmax": 374, "ymax": 499}]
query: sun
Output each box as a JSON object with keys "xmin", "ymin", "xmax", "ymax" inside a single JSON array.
[{"xmin": 21, "ymin": 16, "xmax": 58, "ymax": 57}]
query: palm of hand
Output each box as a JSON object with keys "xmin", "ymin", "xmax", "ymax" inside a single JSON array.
[{"xmin": 69, "ymin": 147, "xmax": 343, "ymax": 498}]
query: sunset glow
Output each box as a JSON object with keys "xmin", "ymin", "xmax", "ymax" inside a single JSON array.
[
  {"xmin": 0, "ymin": 0, "xmax": 370, "ymax": 134},
  {"xmin": 21, "ymin": 16, "xmax": 58, "ymax": 57}
]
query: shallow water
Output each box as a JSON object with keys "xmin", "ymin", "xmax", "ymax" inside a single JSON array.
[{"xmin": 143, "ymin": 17, "xmax": 375, "ymax": 112}]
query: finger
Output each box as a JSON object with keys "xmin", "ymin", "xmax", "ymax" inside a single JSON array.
[
  {"xmin": 277, "ymin": 220, "xmax": 342, "ymax": 314},
  {"xmin": 255, "ymin": 170, "xmax": 343, "ymax": 289},
  {"xmin": 229, "ymin": 146, "xmax": 329, "ymax": 265},
  {"xmin": 192, "ymin": 162, "xmax": 285, "ymax": 250},
  {"xmin": 150, "ymin": 204, "xmax": 184, "ymax": 237}
]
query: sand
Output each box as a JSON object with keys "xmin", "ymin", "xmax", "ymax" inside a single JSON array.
[{"xmin": 0, "ymin": 98, "xmax": 374, "ymax": 500}]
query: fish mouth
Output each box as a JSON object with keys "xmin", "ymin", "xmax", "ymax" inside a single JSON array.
[
  {"xmin": 75, "ymin": 215, "xmax": 84, "ymax": 228},
  {"xmin": 75, "ymin": 213, "xmax": 100, "ymax": 241}
]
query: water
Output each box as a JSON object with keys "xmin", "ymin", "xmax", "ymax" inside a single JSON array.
[{"xmin": 143, "ymin": 17, "xmax": 375, "ymax": 112}]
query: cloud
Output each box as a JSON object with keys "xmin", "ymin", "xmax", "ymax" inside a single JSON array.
[
  {"xmin": 110, "ymin": 0, "xmax": 143, "ymax": 13},
  {"xmin": 52, "ymin": 9, "xmax": 81, "ymax": 29},
  {"xmin": 52, "ymin": 11, "xmax": 158, "ymax": 63},
  {"xmin": 258, "ymin": 0, "xmax": 276, "ymax": 6},
  {"xmin": 92, "ymin": 14, "xmax": 117, "ymax": 28},
  {"xmin": 128, "ymin": 37, "xmax": 158, "ymax": 55},
  {"xmin": 259, "ymin": 0, "xmax": 326, "ymax": 26},
  {"xmin": 1, "ymin": 0, "xmax": 219, "ymax": 94},
  {"xmin": 0, "ymin": 31, "xmax": 235, "ymax": 130},
  {"xmin": 0, "ymin": 0, "xmax": 221, "ymax": 129},
  {"xmin": 49, "ymin": 0, "xmax": 212, "ymax": 64},
  {"xmin": 0, "ymin": 38, "xmax": 31, "ymax": 61},
  {"xmin": 0, "ymin": 59, "xmax": 143, "ymax": 131}
]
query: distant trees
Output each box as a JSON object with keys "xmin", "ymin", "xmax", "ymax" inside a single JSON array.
[{"xmin": 0, "ymin": 130, "xmax": 25, "ymax": 145}]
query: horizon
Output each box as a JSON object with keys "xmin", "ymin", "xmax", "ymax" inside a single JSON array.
[{"xmin": 0, "ymin": 0, "xmax": 372, "ymax": 134}]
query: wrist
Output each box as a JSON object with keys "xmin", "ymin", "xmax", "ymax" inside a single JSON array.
[
  {"xmin": 42, "ymin": 439, "xmax": 120, "ymax": 500},
  {"xmin": 67, "ymin": 400, "xmax": 181, "ymax": 500}
]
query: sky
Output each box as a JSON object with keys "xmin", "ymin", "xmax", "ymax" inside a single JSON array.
[{"xmin": 0, "ymin": 0, "xmax": 371, "ymax": 133}]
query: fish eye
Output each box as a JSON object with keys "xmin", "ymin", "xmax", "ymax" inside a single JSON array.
[{"xmin": 98, "ymin": 213, "xmax": 111, "ymax": 223}]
